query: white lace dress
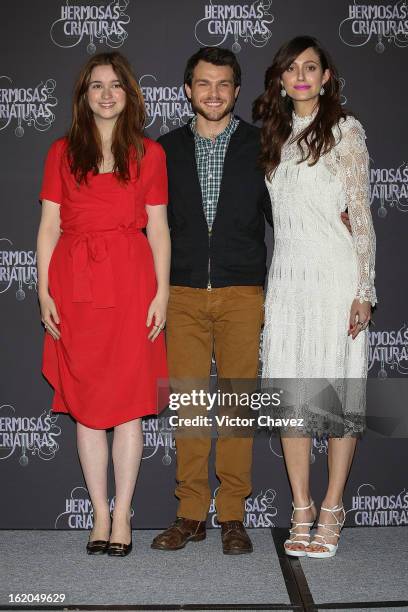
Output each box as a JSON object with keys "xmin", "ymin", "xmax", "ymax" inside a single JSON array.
[{"xmin": 262, "ymin": 113, "xmax": 377, "ymax": 436}]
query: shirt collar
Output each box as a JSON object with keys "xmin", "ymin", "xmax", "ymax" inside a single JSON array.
[{"xmin": 190, "ymin": 114, "xmax": 238, "ymax": 142}]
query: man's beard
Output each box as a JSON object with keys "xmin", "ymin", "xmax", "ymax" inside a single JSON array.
[{"xmin": 191, "ymin": 97, "xmax": 236, "ymax": 122}]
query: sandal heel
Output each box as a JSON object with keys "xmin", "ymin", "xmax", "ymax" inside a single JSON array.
[
  {"xmin": 284, "ymin": 499, "xmax": 316, "ymax": 557},
  {"xmin": 306, "ymin": 503, "xmax": 345, "ymax": 559}
]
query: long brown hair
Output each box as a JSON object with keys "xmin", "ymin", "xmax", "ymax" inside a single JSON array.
[
  {"xmin": 253, "ymin": 36, "xmax": 348, "ymax": 179},
  {"xmin": 68, "ymin": 52, "xmax": 146, "ymax": 183}
]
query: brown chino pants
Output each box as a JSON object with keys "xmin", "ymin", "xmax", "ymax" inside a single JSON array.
[{"xmin": 166, "ymin": 285, "xmax": 264, "ymax": 522}]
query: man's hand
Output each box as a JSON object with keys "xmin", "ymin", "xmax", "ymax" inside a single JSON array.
[{"xmin": 341, "ymin": 211, "xmax": 352, "ymax": 234}]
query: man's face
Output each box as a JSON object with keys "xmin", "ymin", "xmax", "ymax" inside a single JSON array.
[{"xmin": 185, "ymin": 60, "xmax": 240, "ymax": 122}]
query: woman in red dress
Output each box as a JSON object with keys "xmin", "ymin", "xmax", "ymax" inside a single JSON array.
[{"xmin": 36, "ymin": 52, "xmax": 170, "ymax": 556}]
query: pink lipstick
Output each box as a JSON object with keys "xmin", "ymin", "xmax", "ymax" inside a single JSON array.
[{"xmin": 294, "ymin": 85, "xmax": 311, "ymax": 90}]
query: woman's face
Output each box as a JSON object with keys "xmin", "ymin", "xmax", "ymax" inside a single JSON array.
[
  {"xmin": 281, "ymin": 47, "xmax": 330, "ymax": 104},
  {"xmin": 87, "ymin": 64, "xmax": 126, "ymax": 123}
]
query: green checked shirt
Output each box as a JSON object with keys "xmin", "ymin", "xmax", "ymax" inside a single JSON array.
[{"xmin": 191, "ymin": 114, "xmax": 239, "ymax": 230}]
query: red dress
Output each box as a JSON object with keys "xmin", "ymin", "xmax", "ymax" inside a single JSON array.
[{"xmin": 39, "ymin": 137, "xmax": 168, "ymax": 429}]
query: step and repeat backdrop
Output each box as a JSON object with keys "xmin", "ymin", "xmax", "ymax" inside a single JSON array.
[{"xmin": 1, "ymin": 0, "xmax": 407, "ymax": 530}]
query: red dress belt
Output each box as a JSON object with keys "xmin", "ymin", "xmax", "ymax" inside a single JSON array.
[{"xmin": 62, "ymin": 225, "xmax": 142, "ymax": 308}]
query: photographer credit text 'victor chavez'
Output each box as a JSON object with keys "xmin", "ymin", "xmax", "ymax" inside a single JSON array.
[{"xmin": 167, "ymin": 389, "xmax": 304, "ymax": 429}]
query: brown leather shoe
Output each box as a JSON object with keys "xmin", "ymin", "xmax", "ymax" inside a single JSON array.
[
  {"xmin": 220, "ymin": 521, "xmax": 253, "ymax": 555},
  {"xmin": 151, "ymin": 517, "xmax": 206, "ymax": 551}
]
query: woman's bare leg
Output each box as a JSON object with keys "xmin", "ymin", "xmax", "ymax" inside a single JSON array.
[
  {"xmin": 111, "ymin": 418, "xmax": 143, "ymax": 544},
  {"xmin": 281, "ymin": 437, "xmax": 316, "ymax": 551},
  {"xmin": 77, "ymin": 423, "xmax": 110, "ymax": 541},
  {"xmin": 306, "ymin": 437, "xmax": 357, "ymax": 552}
]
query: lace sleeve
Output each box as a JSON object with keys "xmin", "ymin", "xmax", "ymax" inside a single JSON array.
[{"xmin": 336, "ymin": 119, "xmax": 377, "ymax": 306}]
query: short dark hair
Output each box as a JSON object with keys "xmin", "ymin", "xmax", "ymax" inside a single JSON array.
[{"xmin": 184, "ymin": 47, "xmax": 241, "ymax": 87}]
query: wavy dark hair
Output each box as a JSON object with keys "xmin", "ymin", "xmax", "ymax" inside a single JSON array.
[
  {"xmin": 253, "ymin": 36, "xmax": 349, "ymax": 179},
  {"xmin": 67, "ymin": 52, "xmax": 146, "ymax": 183}
]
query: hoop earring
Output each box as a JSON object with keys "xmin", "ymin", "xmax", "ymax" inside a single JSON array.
[
  {"xmin": 320, "ymin": 86, "xmax": 325, "ymax": 96},
  {"xmin": 280, "ymin": 88, "xmax": 287, "ymax": 98}
]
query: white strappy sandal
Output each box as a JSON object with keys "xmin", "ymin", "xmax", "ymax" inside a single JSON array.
[
  {"xmin": 284, "ymin": 500, "xmax": 316, "ymax": 557},
  {"xmin": 306, "ymin": 503, "xmax": 346, "ymax": 559}
]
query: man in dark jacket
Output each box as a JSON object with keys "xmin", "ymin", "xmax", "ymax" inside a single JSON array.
[{"xmin": 151, "ymin": 47, "xmax": 272, "ymax": 555}]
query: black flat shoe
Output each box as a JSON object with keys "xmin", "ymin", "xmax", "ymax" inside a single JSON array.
[
  {"xmin": 107, "ymin": 539, "xmax": 132, "ymax": 557},
  {"xmin": 108, "ymin": 510, "xmax": 132, "ymax": 556},
  {"xmin": 86, "ymin": 540, "xmax": 109, "ymax": 555}
]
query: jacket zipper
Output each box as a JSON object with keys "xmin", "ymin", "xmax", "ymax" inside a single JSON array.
[{"xmin": 207, "ymin": 227, "xmax": 212, "ymax": 291}]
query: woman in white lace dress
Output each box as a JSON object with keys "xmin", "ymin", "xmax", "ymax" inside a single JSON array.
[{"xmin": 253, "ymin": 36, "xmax": 376, "ymax": 558}]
